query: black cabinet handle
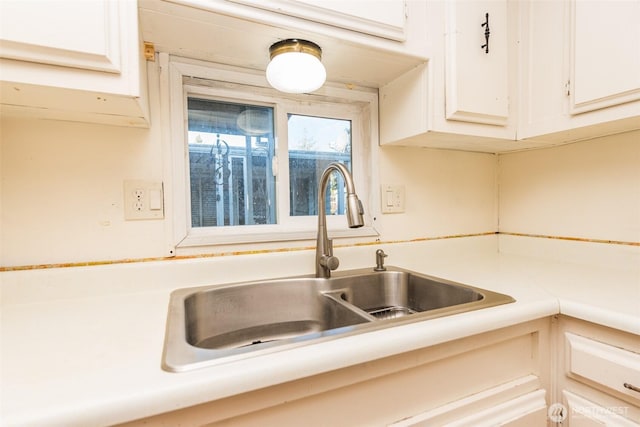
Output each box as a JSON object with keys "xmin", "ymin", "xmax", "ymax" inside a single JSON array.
[
  {"xmin": 481, "ymin": 13, "xmax": 490, "ymax": 54},
  {"xmin": 624, "ymin": 383, "xmax": 640, "ymax": 393}
]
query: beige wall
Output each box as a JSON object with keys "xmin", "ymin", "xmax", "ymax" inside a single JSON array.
[
  {"xmin": 2, "ymin": 82, "xmax": 636, "ymax": 269},
  {"xmin": 376, "ymin": 146, "xmax": 497, "ymax": 241},
  {"xmin": 0, "ymin": 117, "xmax": 498, "ymax": 268},
  {"xmin": 498, "ymin": 131, "xmax": 640, "ymax": 243},
  {"xmin": 0, "ymin": 118, "xmax": 166, "ymax": 266}
]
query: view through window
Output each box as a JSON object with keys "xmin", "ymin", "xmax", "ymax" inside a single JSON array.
[
  {"xmin": 187, "ymin": 98, "xmax": 352, "ymax": 228},
  {"xmin": 288, "ymin": 114, "xmax": 352, "ymax": 218}
]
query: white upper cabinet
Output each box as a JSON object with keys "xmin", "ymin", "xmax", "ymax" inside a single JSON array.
[
  {"xmin": 138, "ymin": 0, "xmax": 427, "ymax": 90},
  {"xmin": 382, "ymin": 0, "xmax": 640, "ymax": 152},
  {"xmin": 228, "ymin": 0, "xmax": 407, "ymax": 41},
  {"xmin": 445, "ymin": 0, "xmax": 509, "ymax": 126},
  {"xmin": 380, "ymin": 0, "xmax": 530, "ymax": 152},
  {"xmin": 0, "ymin": 0, "xmax": 149, "ymax": 127},
  {"xmin": 519, "ymin": 0, "xmax": 640, "ymax": 144},
  {"xmin": 570, "ymin": 0, "xmax": 640, "ymax": 115},
  {"xmin": 0, "ymin": 0, "xmax": 122, "ymax": 73}
]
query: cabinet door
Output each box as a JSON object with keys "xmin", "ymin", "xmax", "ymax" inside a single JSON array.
[
  {"xmin": 0, "ymin": 0, "xmax": 122, "ymax": 74},
  {"xmin": 570, "ymin": 0, "xmax": 640, "ymax": 114},
  {"xmin": 379, "ymin": 0, "xmax": 523, "ymax": 151},
  {"xmin": 447, "ymin": 389, "xmax": 548, "ymax": 426},
  {"xmin": 557, "ymin": 317, "xmax": 640, "ymax": 427},
  {"xmin": 388, "ymin": 376, "xmax": 548, "ymax": 426},
  {"xmin": 518, "ymin": 0, "xmax": 640, "ymax": 143},
  {"xmin": 445, "ymin": 0, "xmax": 509, "ymax": 126},
  {"xmin": 565, "ymin": 333, "xmax": 640, "ymax": 405}
]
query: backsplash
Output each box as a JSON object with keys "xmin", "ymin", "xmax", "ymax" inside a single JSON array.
[
  {"xmin": 0, "ymin": 231, "xmax": 495, "ymax": 272},
  {"xmin": 1, "ymin": 99, "xmax": 636, "ymax": 270},
  {"xmin": 0, "ymin": 113, "xmax": 497, "ymax": 268},
  {"xmin": 499, "ymin": 130, "xmax": 640, "ymax": 244}
]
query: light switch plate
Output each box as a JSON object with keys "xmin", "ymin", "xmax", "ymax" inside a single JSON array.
[
  {"xmin": 381, "ymin": 184, "xmax": 405, "ymax": 213},
  {"xmin": 124, "ymin": 180, "xmax": 164, "ymax": 220}
]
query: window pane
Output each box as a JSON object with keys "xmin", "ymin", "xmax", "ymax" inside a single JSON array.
[
  {"xmin": 288, "ymin": 114, "xmax": 352, "ymax": 217},
  {"xmin": 187, "ymin": 98, "xmax": 276, "ymax": 227}
]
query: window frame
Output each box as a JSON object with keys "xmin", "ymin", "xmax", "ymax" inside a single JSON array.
[{"xmin": 162, "ymin": 55, "xmax": 378, "ymax": 250}]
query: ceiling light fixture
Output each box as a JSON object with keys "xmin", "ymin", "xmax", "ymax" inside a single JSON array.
[{"xmin": 266, "ymin": 38, "xmax": 326, "ymax": 94}]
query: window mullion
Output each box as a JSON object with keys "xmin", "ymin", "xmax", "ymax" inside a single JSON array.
[{"xmin": 275, "ymin": 103, "xmax": 292, "ymax": 227}]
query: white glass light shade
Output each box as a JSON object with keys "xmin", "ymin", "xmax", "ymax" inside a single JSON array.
[
  {"xmin": 266, "ymin": 48, "xmax": 326, "ymax": 94},
  {"xmin": 236, "ymin": 108, "xmax": 272, "ymax": 135}
]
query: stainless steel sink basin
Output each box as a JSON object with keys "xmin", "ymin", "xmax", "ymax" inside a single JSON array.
[
  {"xmin": 322, "ymin": 270, "xmax": 485, "ymax": 320},
  {"xmin": 163, "ymin": 267, "xmax": 514, "ymax": 372},
  {"xmin": 184, "ymin": 280, "xmax": 372, "ymax": 350}
]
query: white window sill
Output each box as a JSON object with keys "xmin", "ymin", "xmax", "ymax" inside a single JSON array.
[{"xmin": 178, "ymin": 225, "xmax": 379, "ymax": 248}]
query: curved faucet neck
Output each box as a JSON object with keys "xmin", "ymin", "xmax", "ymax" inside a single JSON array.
[
  {"xmin": 316, "ymin": 163, "xmax": 354, "ymax": 229},
  {"xmin": 316, "ymin": 162, "xmax": 364, "ymax": 278}
]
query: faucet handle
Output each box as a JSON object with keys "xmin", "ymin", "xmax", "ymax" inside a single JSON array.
[{"xmin": 320, "ymin": 255, "xmax": 340, "ymax": 271}]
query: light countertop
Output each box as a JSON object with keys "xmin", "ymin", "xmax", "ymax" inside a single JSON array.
[{"xmin": 1, "ymin": 236, "xmax": 639, "ymax": 426}]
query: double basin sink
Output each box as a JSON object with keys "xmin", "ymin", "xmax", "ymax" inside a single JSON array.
[{"xmin": 162, "ymin": 267, "xmax": 514, "ymax": 372}]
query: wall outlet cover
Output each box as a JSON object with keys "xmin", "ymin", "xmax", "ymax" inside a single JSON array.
[{"xmin": 123, "ymin": 180, "xmax": 164, "ymax": 220}]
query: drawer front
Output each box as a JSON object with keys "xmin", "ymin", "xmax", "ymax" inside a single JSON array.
[
  {"xmin": 566, "ymin": 332, "xmax": 640, "ymax": 404},
  {"xmin": 563, "ymin": 390, "xmax": 640, "ymax": 426}
]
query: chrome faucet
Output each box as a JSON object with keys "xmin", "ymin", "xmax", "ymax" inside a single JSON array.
[{"xmin": 316, "ymin": 162, "xmax": 364, "ymax": 278}]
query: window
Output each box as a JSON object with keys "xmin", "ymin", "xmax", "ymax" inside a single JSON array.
[
  {"xmin": 288, "ymin": 114, "xmax": 352, "ymax": 218},
  {"xmin": 188, "ymin": 98, "xmax": 276, "ymax": 227},
  {"xmin": 164, "ymin": 56, "xmax": 378, "ymax": 248}
]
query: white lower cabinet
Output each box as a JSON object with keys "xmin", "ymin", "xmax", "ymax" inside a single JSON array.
[
  {"xmin": 122, "ymin": 319, "xmax": 552, "ymax": 426},
  {"xmin": 118, "ymin": 315, "xmax": 640, "ymax": 426},
  {"xmin": 564, "ymin": 391, "xmax": 640, "ymax": 427},
  {"xmin": 558, "ymin": 317, "xmax": 640, "ymax": 426},
  {"xmin": 390, "ymin": 378, "xmax": 547, "ymax": 426}
]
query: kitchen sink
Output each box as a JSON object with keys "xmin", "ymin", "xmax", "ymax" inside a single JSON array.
[
  {"xmin": 184, "ymin": 279, "xmax": 372, "ymax": 350},
  {"xmin": 322, "ymin": 270, "xmax": 485, "ymax": 320},
  {"xmin": 162, "ymin": 267, "xmax": 514, "ymax": 372}
]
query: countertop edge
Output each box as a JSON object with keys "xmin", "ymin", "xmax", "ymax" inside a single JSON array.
[
  {"xmin": 11, "ymin": 297, "xmax": 560, "ymax": 427},
  {"xmin": 558, "ymin": 299, "xmax": 640, "ymax": 335}
]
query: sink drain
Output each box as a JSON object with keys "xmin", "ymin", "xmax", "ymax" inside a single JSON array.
[
  {"xmin": 367, "ymin": 306, "xmax": 416, "ymax": 320},
  {"xmin": 238, "ymin": 338, "xmax": 277, "ymax": 348}
]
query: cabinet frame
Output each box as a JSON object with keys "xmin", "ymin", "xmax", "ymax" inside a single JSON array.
[
  {"xmin": 121, "ymin": 318, "xmax": 553, "ymax": 425},
  {"xmin": 226, "ymin": 0, "xmax": 407, "ymax": 41}
]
